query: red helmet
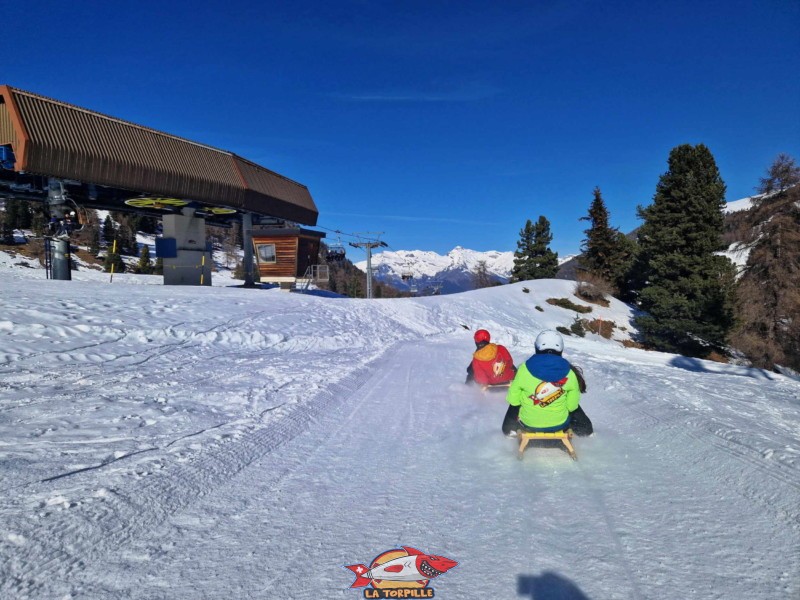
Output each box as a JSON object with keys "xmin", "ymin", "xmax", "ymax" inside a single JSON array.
[{"xmin": 474, "ymin": 329, "xmax": 491, "ymax": 344}]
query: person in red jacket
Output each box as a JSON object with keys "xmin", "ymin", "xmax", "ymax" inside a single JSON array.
[{"xmin": 465, "ymin": 329, "xmax": 517, "ymax": 386}]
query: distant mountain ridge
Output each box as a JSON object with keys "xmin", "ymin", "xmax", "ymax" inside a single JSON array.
[
  {"xmin": 355, "ymin": 247, "xmax": 577, "ymax": 295},
  {"xmin": 354, "ymin": 247, "xmax": 512, "ymax": 294}
]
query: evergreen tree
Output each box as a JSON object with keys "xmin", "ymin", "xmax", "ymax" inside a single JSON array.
[
  {"xmin": 21, "ymin": 201, "xmax": 34, "ymax": 229},
  {"xmin": 0, "ymin": 212, "xmax": 14, "ymax": 244},
  {"xmin": 31, "ymin": 211, "xmax": 47, "ymax": 238},
  {"xmin": 579, "ymin": 187, "xmax": 632, "ymax": 291},
  {"xmin": 102, "ymin": 215, "xmax": 116, "ymax": 247},
  {"xmin": 327, "ymin": 273, "xmax": 339, "ymax": 294},
  {"xmin": 104, "ymin": 249, "xmax": 125, "ymax": 274},
  {"xmin": 127, "ymin": 213, "xmax": 159, "ymax": 235},
  {"xmin": 142, "ymin": 216, "xmax": 159, "ymax": 235},
  {"xmin": 3, "ymin": 200, "xmax": 20, "ymax": 231},
  {"xmin": 511, "ymin": 216, "xmax": 559, "ymax": 281},
  {"xmin": 136, "ymin": 244, "xmax": 153, "ymax": 274},
  {"xmin": 346, "ymin": 276, "xmax": 364, "ymax": 298},
  {"xmin": 632, "ymin": 144, "xmax": 736, "ymax": 356},
  {"xmin": 19, "ymin": 200, "xmax": 33, "ymax": 229},
  {"xmin": 87, "ymin": 222, "xmax": 101, "ymax": 255},
  {"xmin": 4, "ymin": 199, "xmax": 32, "ymax": 230},
  {"xmin": 116, "ymin": 214, "xmax": 144, "ymax": 256},
  {"xmin": 119, "ymin": 224, "xmax": 137, "ymax": 256}
]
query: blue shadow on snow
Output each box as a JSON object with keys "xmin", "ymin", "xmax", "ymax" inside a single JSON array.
[
  {"xmin": 669, "ymin": 355, "xmax": 776, "ymax": 381},
  {"xmin": 517, "ymin": 572, "xmax": 591, "ymax": 600}
]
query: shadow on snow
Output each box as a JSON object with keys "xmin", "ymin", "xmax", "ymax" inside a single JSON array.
[
  {"xmin": 669, "ymin": 355, "xmax": 777, "ymax": 381},
  {"xmin": 517, "ymin": 572, "xmax": 591, "ymax": 599}
]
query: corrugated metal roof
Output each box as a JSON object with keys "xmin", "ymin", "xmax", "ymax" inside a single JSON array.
[
  {"xmin": 0, "ymin": 85, "xmax": 317, "ymax": 225},
  {"xmin": 0, "ymin": 90, "xmax": 28, "ymax": 162}
]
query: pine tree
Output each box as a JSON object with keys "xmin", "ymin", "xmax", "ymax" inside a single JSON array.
[
  {"xmin": 3, "ymin": 200, "xmax": 19, "ymax": 231},
  {"xmin": 87, "ymin": 222, "xmax": 101, "ymax": 255},
  {"xmin": 136, "ymin": 244, "xmax": 153, "ymax": 274},
  {"xmin": 127, "ymin": 213, "xmax": 159, "ymax": 235},
  {"xmin": 0, "ymin": 212, "xmax": 13, "ymax": 244},
  {"xmin": 511, "ymin": 216, "xmax": 559, "ymax": 281},
  {"xmin": 104, "ymin": 249, "xmax": 125, "ymax": 274},
  {"xmin": 346, "ymin": 275, "xmax": 363, "ymax": 298},
  {"xmin": 327, "ymin": 274, "xmax": 338, "ymax": 294},
  {"xmin": 31, "ymin": 211, "xmax": 46, "ymax": 237},
  {"xmin": 121, "ymin": 224, "xmax": 138, "ymax": 256},
  {"xmin": 731, "ymin": 155, "xmax": 800, "ymax": 371},
  {"xmin": 102, "ymin": 215, "xmax": 116, "ymax": 247},
  {"xmin": 20, "ymin": 201, "xmax": 33, "ymax": 229},
  {"xmin": 579, "ymin": 187, "xmax": 632, "ymax": 291},
  {"xmin": 4, "ymin": 199, "xmax": 32, "ymax": 230},
  {"xmin": 632, "ymin": 144, "xmax": 736, "ymax": 356}
]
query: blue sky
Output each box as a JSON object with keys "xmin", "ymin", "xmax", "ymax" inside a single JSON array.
[{"xmin": 5, "ymin": 1, "xmax": 799, "ymax": 257}]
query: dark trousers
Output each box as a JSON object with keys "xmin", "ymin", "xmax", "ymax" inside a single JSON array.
[{"xmin": 502, "ymin": 405, "xmax": 593, "ymax": 437}]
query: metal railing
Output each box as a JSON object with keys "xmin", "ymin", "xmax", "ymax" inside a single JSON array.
[{"xmin": 297, "ymin": 264, "xmax": 329, "ymax": 292}]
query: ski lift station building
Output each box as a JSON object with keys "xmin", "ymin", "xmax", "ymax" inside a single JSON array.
[
  {"xmin": 252, "ymin": 226, "xmax": 325, "ymax": 288},
  {"xmin": 0, "ymin": 85, "xmax": 323, "ymax": 287}
]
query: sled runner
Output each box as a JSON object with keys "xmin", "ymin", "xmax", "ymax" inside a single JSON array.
[
  {"xmin": 480, "ymin": 382, "xmax": 511, "ymax": 392},
  {"xmin": 517, "ymin": 429, "xmax": 576, "ymax": 461}
]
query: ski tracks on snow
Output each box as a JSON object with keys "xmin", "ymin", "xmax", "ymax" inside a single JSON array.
[
  {"xmin": 0, "ymin": 342, "xmax": 386, "ymax": 598},
  {"xmin": 585, "ymin": 354, "xmax": 800, "ymax": 526}
]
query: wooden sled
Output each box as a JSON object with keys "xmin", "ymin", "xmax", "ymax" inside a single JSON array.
[
  {"xmin": 517, "ymin": 429, "xmax": 577, "ymax": 461},
  {"xmin": 480, "ymin": 382, "xmax": 511, "ymax": 392}
]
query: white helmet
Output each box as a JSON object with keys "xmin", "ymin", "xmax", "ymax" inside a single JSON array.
[{"xmin": 535, "ymin": 330, "xmax": 564, "ymax": 354}]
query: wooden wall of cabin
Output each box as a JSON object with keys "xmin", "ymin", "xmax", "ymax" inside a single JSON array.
[{"xmin": 253, "ymin": 237, "xmax": 298, "ymax": 278}]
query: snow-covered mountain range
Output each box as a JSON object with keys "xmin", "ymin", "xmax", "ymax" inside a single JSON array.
[{"xmin": 355, "ymin": 247, "xmax": 577, "ymax": 294}]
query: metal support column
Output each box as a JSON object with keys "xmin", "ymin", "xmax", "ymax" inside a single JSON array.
[
  {"xmin": 349, "ymin": 238, "xmax": 387, "ymax": 299},
  {"xmin": 51, "ymin": 238, "xmax": 72, "ymax": 281},
  {"xmin": 242, "ymin": 212, "xmax": 255, "ymax": 288}
]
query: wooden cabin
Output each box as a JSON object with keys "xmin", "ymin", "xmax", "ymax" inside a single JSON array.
[{"xmin": 252, "ymin": 227, "xmax": 326, "ymax": 289}]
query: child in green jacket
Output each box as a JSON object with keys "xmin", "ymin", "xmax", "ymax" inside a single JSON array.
[{"xmin": 502, "ymin": 330, "xmax": 593, "ymax": 437}]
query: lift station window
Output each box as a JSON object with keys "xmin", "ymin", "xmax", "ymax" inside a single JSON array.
[{"xmin": 257, "ymin": 243, "xmax": 277, "ymax": 263}]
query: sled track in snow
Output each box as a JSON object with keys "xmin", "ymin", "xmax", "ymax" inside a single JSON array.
[
  {"xmin": 621, "ymin": 397, "xmax": 800, "ymax": 527},
  {"xmin": 574, "ymin": 461, "xmax": 645, "ymax": 600},
  {"xmin": 591, "ymin": 357, "xmax": 800, "ymax": 520},
  {"xmin": 0, "ymin": 347, "xmax": 385, "ymax": 598},
  {"xmin": 628, "ymin": 400, "xmax": 800, "ymax": 491}
]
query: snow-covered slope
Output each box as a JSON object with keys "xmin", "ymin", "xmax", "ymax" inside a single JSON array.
[
  {"xmin": 0, "ymin": 260, "xmax": 798, "ymax": 599},
  {"xmin": 724, "ymin": 193, "xmax": 760, "ymax": 213},
  {"xmin": 719, "ymin": 194, "xmax": 768, "ymax": 274}
]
